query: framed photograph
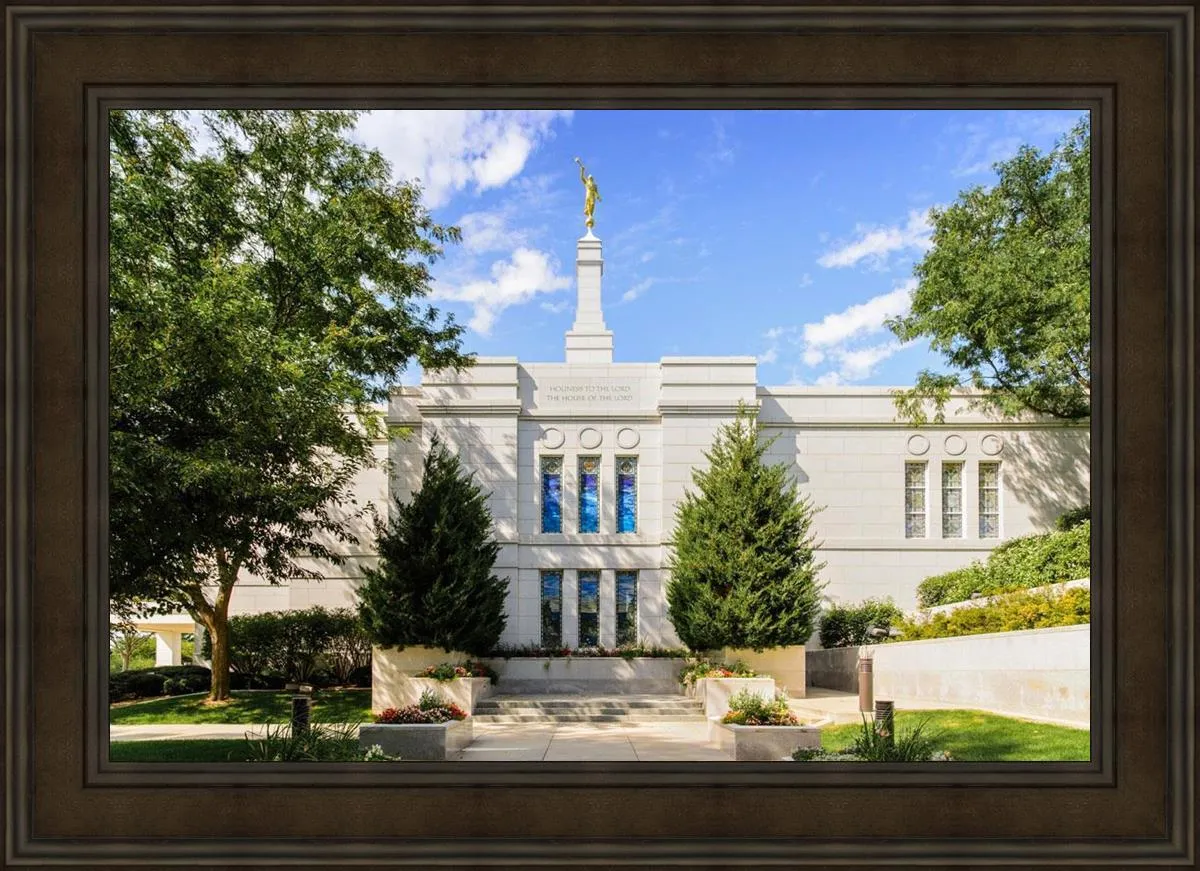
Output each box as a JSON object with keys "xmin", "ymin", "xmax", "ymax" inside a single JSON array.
[{"xmin": 4, "ymin": 3, "xmax": 1194, "ymax": 867}]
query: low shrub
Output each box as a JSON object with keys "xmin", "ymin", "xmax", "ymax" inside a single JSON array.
[
  {"xmin": 244, "ymin": 721, "xmax": 372, "ymax": 763},
  {"xmin": 374, "ymin": 690, "xmax": 468, "ymax": 725},
  {"xmin": 914, "ymin": 563, "xmax": 993, "ymax": 609},
  {"xmin": 346, "ymin": 665, "xmax": 372, "ymax": 688},
  {"xmin": 984, "ymin": 522, "xmax": 1090, "ymax": 596},
  {"xmin": 1055, "ymin": 504, "xmax": 1091, "ymax": 531},
  {"xmin": 203, "ymin": 607, "xmax": 370, "ymax": 685},
  {"xmin": 161, "ymin": 675, "xmax": 208, "ymax": 696},
  {"xmin": 897, "ymin": 587, "xmax": 1090, "ymax": 641},
  {"xmin": 843, "ymin": 713, "xmax": 951, "ymax": 762},
  {"xmin": 818, "ymin": 598, "xmax": 905, "ymax": 649},
  {"xmin": 791, "ymin": 748, "xmax": 866, "ymax": 762},
  {"xmin": 418, "ymin": 660, "xmax": 499, "ymax": 685},
  {"xmin": 109, "ymin": 665, "xmax": 211, "ymax": 701},
  {"xmin": 678, "ymin": 658, "xmax": 756, "ymax": 687},
  {"xmin": 916, "ymin": 521, "xmax": 1090, "ymax": 607},
  {"xmin": 721, "ymin": 689, "xmax": 798, "ymax": 726},
  {"xmin": 228, "ymin": 672, "xmax": 288, "ymax": 691}
]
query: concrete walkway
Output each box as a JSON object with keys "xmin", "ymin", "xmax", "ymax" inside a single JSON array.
[
  {"xmin": 455, "ymin": 721, "xmax": 733, "ymax": 762},
  {"xmin": 110, "ymin": 720, "xmax": 733, "ymax": 760},
  {"xmin": 110, "ymin": 723, "xmax": 335, "ymax": 742}
]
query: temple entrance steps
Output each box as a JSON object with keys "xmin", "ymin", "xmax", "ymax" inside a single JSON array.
[{"xmin": 471, "ymin": 694, "xmax": 706, "ymax": 725}]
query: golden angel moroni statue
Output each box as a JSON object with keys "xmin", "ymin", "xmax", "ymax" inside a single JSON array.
[{"xmin": 574, "ymin": 157, "xmax": 601, "ymax": 230}]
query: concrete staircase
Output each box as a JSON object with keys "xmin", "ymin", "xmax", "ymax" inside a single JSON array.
[{"xmin": 472, "ymin": 694, "xmax": 706, "ymax": 725}]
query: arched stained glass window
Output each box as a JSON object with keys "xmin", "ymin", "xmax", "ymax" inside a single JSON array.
[
  {"xmin": 616, "ymin": 457, "xmax": 638, "ymax": 533},
  {"xmin": 578, "ymin": 456, "xmax": 600, "ymax": 533},
  {"xmin": 540, "ymin": 457, "xmax": 562, "ymax": 533}
]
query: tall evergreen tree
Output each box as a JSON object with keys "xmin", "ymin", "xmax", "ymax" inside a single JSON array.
[
  {"xmin": 666, "ymin": 404, "xmax": 826, "ymax": 651},
  {"xmin": 357, "ymin": 435, "xmax": 508, "ymax": 655}
]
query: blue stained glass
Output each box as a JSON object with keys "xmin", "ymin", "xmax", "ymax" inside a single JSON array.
[
  {"xmin": 540, "ymin": 571, "xmax": 562, "ymax": 648},
  {"xmin": 617, "ymin": 459, "xmax": 637, "ymax": 533},
  {"xmin": 578, "ymin": 571, "xmax": 600, "ymax": 648},
  {"xmin": 615, "ymin": 571, "xmax": 638, "ymax": 646},
  {"xmin": 541, "ymin": 459, "xmax": 562, "ymax": 533},
  {"xmin": 578, "ymin": 457, "xmax": 600, "ymax": 533}
]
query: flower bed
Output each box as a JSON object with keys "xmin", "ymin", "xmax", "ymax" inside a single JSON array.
[
  {"xmin": 690, "ymin": 677, "xmax": 777, "ymax": 718},
  {"xmin": 357, "ymin": 690, "xmax": 473, "ymax": 760},
  {"xmin": 418, "ymin": 660, "xmax": 498, "ymax": 684},
  {"xmin": 488, "ymin": 644, "xmax": 688, "ymax": 659},
  {"xmin": 709, "ymin": 689, "xmax": 822, "ymax": 761},
  {"xmin": 679, "ymin": 658, "xmax": 756, "ymax": 688},
  {"xmin": 373, "ymin": 649, "xmax": 495, "ymax": 713}
]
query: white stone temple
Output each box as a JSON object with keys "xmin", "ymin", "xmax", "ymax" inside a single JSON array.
[{"xmin": 133, "ymin": 225, "xmax": 1091, "ymax": 663}]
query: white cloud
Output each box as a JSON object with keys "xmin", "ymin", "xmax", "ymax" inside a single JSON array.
[
  {"xmin": 798, "ymin": 273, "xmax": 813, "ymax": 288},
  {"xmin": 541, "ymin": 300, "xmax": 571, "ymax": 314},
  {"xmin": 758, "ymin": 348, "xmax": 778, "ymax": 365},
  {"xmin": 760, "ymin": 279, "xmax": 917, "ymax": 384},
  {"xmin": 948, "ymin": 110, "xmax": 1085, "ymax": 178},
  {"xmin": 817, "ymin": 211, "xmax": 933, "ymax": 270},
  {"xmin": 353, "ymin": 110, "xmax": 573, "ymax": 208},
  {"xmin": 700, "ymin": 117, "xmax": 736, "ymax": 167},
  {"xmin": 802, "ymin": 281, "xmax": 915, "ymax": 348},
  {"xmin": 835, "ymin": 342, "xmax": 903, "ymax": 380},
  {"xmin": 621, "ymin": 278, "xmax": 657, "ymax": 304},
  {"xmin": 456, "ymin": 210, "xmax": 530, "ymax": 254},
  {"xmin": 640, "ymin": 252, "xmax": 656, "ymax": 264},
  {"xmin": 802, "ymin": 347, "xmax": 826, "ymax": 367},
  {"xmin": 433, "ymin": 248, "xmax": 570, "ymax": 335}
]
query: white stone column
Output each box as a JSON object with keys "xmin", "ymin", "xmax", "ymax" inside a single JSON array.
[
  {"xmin": 565, "ymin": 231, "xmax": 614, "ymax": 363},
  {"xmin": 599, "ymin": 570, "xmax": 616, "ymax": 648},
  {"xmin": 154, "ymin": 630, "xmax": 182, "ymax": 667},
  {"xmin": 192, "ymin": 622, "xmax": 210, "ymax": 665}
]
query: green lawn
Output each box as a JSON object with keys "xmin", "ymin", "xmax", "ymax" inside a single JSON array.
[
  {"xmin": 820, "ymin": 710, "xmax": 1090, "ymax": 761},
  {"xmin": 109, "ymin": 689, "xmax": 373, "ymax": 725},
  {"xmin": 109, "ymin": 739, "xmax": 262, "ymax": 763}
]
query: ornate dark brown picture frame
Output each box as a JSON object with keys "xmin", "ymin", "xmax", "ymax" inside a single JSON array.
[{"xmin": 4, "ymin": 3, "xmax": 1195, "ymax": 867}]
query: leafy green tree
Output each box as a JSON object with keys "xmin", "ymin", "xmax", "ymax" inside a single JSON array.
[
  {"xmin": 888, "ymin": 120, "xmax": 1090, "ymax": 424},
  {"xmin": 666, "ymin": 403, "xmax": 826, "ymax": 651},
  {"xmin": 357, "ymin": 435, "xmax": 508, "ymax": 656},
  {"xmin": 108, "ymin": 109, "xmax": 471, "ymax": 700},
  {"xmin": 109, "ymin": 619, "xmax": 155, "ymax": 672}
]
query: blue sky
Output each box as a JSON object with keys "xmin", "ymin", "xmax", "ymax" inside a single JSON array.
[{"xmin": 349, "ymin": 109, "xmax": 1085, "ymax": 386}]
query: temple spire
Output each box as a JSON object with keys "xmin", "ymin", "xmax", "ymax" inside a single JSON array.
[{"xmin": 564, "ymin": 231, "xmax": 613, "ymax": 363}]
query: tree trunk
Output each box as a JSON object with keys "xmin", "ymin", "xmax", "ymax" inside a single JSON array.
[
  {"xmin": 206, "ymin": 616, "xmax": 232, "ymax": 701},
  {"xmin": 193, "ymin": 550, "xmax": 240, "ymax": 703}
]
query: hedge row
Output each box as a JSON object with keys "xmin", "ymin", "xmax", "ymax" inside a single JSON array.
[
  {"xmin": 201, "ymin": 606, "xmax": 372, "ymax": 686},
  {"xmin": 895, "ymin": 587, "xmax": 1090, "ymax": 641},
  {"xmin": 916, "ymin": 518, "xmax": 1090, "ymax": 608},
  {"xmin": 818, "ymin": 598, "xmax": 905, "ymax": 649}
]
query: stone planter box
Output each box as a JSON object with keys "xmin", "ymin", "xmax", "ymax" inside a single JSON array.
[
  {"xmin": 722, "ymin": 646, "xmax": 807, "ymax": 699},
  {"xmin": 690, "ymin": 677, "xmax": 777, "ymax": 718},
  {"xmin": 371, "ymin": 645, "xmax": 472, "ymax": 713},
  {"xmin": 358, "ymin": 718, "xmax": 474, "ymax": 761},
  {"xmin": 480, "ymin": 657, "xmax": 686, "ymax": 695},
  {"xmin": 373, "ymin": 675, "xmax": 494, "ymax": 715},
  {"xmin": 710, "ymin": 717, "xmax": 822, "ymax": 761}
]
